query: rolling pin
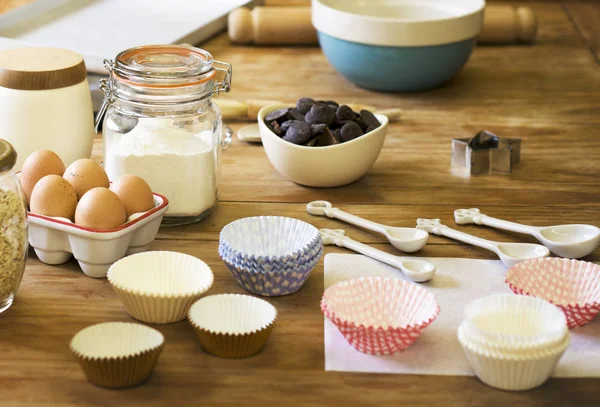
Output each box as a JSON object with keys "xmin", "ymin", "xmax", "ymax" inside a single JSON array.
[
  {"xmin": 215, "ymin": 99, "xmax": 403, "ymax": 121},
  {"xmin": 229, "ymin": 5, "xmax": 537, "ymax": 45}
]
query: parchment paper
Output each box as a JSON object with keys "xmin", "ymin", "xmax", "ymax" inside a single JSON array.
[{"xmin": 324, "ymin": 254, "xmax": 600, "ymax": 377}]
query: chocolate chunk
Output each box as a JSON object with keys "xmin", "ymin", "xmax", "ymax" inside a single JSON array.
[
  {"xmin": 355, "ymin": 117, "xmax": 368, "ymax": 131},
  {"xmin": 366, "ymin": 125, "xmax": 378, "ymax": 133},
  {"xmin": 271, "ymin": 121, "xmax": 282, "ymax": 136},
  {"xmin": 320, "ymin": 100, "xmax": 339, "ymax": 107},
  {"xmin": 283, "ymin": 121, "xmax": 312, "ymax": 144},
  {"xmin": 281, "ymin": 120, "xmax": 299, "ymax": 133},
  {"xmin": 310, "ymin": 123, "xmax": 327, "ymax": 136},
  {"xmin": 336, "ymin": 105, "xmax": 355, "ymax": 122},
  {"xmin": 296, "ymin": 98, "xmax": 315, "ymax": 114},
  {"xmin": 315, "ymin": 128, "xmax": 339, "ymax": 147},
  {"xmin": 308, "ymin": 103, "xmax": 336, "ymax": 126},
  {"xmin": 265, "ymin": 108, "xmax": 290, "ymax": 123},
  {"xmin": 359, "ymin": 110, "xmax": 381, "ymax": 128},
  {"xmin": 340, "ymin": 122, "xmax": 363, "ymax": 142},
  {"xmin": 304, "ymin": 136, "xmax": 319, "ymax": 147},
  {"xmin": 290, "ymin": 108, "xmax": 305, "ymax": 121},
  {"xmin": 333, "ymin": 128, "xmax": 342, "ymax": 143}
]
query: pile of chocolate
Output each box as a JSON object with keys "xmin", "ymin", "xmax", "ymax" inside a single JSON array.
[{"xmin": 264, "ymin": 98, "xmax": 381, "ymax": 147}]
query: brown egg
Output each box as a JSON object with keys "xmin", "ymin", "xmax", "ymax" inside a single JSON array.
[
  {"xmin": 63, "ymin": 159, "xmax": 109, "ymax": 199},
  {"xmin": 109, "ymin": 175, "xmax": 155, "ymax": 217},
  {"xmin": 20, "ymin": 150, "xmax": 66, "ymax": 205},
  {"xmin": 75, "ymin": 187, "xmax": 126, "ymax": 230},
  {"xmin": 30, "ymin": 175, "xmax": 78, "ymax": 220}
]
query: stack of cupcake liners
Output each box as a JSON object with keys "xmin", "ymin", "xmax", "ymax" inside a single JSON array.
[
  {"xmin": 457, "ymin": 294, "xmax": 570, "ymax": 391},
  {"xmin": 219, "ymin": 216, "xmax": 324, "ymax": 296}
]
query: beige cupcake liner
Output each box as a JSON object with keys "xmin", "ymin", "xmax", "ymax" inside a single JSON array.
[
  {"xmin": 112, "ymin": 285, "xmax": 204, "ymax": 324},
  {"xmin": 73, "ymin": 346, "xmax": 164, "ymax": 389},
  {"xmin": 188, "ymin": 294, "xmax": 277, "ymax": 358},
  {"xmin": 191, "ymin": 322, "xmax": 276, "ymax": 358},
  {"xmin": 70, "ymin": 322, "xmax": 164, "ymax": 389}
]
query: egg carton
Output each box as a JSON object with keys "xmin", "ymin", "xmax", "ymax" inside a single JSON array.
[{"xmin": 27, "ymin": 193, "xmax": 169, "ymax": 278}]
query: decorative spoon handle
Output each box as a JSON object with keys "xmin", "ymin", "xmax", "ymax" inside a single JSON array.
[
  {"xmin": 308, "ymin": 201, "xmax": 387, "ymax": 235},
  {"xmin": 454, "ymin": 208, "xmax": 540, "ymax": 236},
  {"xmin": 416, "ymin": 218, "xmax": 499, "ymax": 254}
]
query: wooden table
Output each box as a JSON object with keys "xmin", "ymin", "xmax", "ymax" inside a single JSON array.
[{"xmin": 1, "ymin": 1, "xmax": 600, "ymax": 406}]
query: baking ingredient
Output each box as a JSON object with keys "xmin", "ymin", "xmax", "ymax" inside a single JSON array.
[
  {"xmin": 30, "ymin": 174, "xmax": 78, "ymax": 220},
  {"xmin": 0, "ymin": 190, "xmax": 27, "ymax": 300},
  {"xmin": 110, "ymin": 175, "xmax": 155, "ymax": 217},
  {"xmin": 63, "ymin": 158, "xmax": 109, "ymax": 198},
  {"xmin": 75, "ymin": 187, "xmax": 126, "ymax": 230},
  {"xmin": 264, "ymin": 98, "xmax": 381, "ymax": 147},
  {"xmin": 19, "ymin": 149, "xmax": 65, "ymax": 205},
  {"xmin": 104, "ymin": 118, "xmax": 216, "ymax": 217}
]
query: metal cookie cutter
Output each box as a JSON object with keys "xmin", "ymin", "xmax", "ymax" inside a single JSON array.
[{"xmin": 452, "ymin": 130, "xmax": 521, "ymax": 175}]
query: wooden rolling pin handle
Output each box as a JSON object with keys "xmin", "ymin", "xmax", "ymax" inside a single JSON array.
[
  {"xmin": 480, "ymin": 5, "xmax": 537, "ymax": 44},
  {"xmin": 229, "ymin": 7, "xmax": 317, "ymax": 45},
  {"xmin": 229, "ymin": 6, "xmax": 537, "ymax": 45}
]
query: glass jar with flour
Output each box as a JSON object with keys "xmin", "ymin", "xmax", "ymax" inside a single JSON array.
[{"xmin": 97, "ymin": 45, "xmax": 232, "ymax": 226}]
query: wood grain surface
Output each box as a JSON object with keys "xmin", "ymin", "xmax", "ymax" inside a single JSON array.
[{"xmin": 1, "ymin": 0, "xmax": 600, "ymax": 406}]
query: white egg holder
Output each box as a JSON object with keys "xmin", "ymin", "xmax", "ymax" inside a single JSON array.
[{"xmin": 27, "ymin": 193, "xmax": 169, "ymax": 278}]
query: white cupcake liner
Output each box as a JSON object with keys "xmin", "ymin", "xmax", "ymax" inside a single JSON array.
[
  {"xmin": 463, "ymin": 294, "xmax": 568, "ymax": 350},
  {"xmin": 458, "ymin": 323, "xmax": 570, "ymax": 391},
  {"xmin": 506, "ymin": 258, "xmax": 600, "ymax": 328},
  {"xmin": 107, "ymin": 251, "xmax": 214, "ymax": 324},
  {"xmin": 219, "ymin": 216, "xmax": 321, "ymax": 261},
  {"xmin": 321, "ymin": 277, "xmax": 439, "ymax": 355},
  {"xmin": 188, "ymin": 294, "xmax": 277, "ymax": 358},
  {"xmin": 70, "ymin": 322, "xmax": 164, "ymax": 388}
]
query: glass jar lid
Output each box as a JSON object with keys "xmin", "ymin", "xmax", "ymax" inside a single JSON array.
[
  {"xmin": 0, "ymin": 139, "xmax": 17, "ymax": 172},
  {"xmin": 112, "ymin": 45, "xmax": 216, "ymax": 87}
]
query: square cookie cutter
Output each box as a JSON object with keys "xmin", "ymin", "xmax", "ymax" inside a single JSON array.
[{"xmin": 452, "ymin": 131, "xmax": 521, "ymax": 175}]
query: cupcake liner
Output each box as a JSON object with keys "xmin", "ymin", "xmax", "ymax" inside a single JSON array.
[
  {"xmin": 505, "ymin": 258, "xmax": 600, "ymax": 328},
  {"xmin": 188, "ymin": 294, "xmax": 277, "ymax": 358},
  {"xmin": 218, "ymin": 236, "xmax": 323, "ymax": 271},
  {"xmin": 219, "ymin": 216, "xmax": 321, "ymax": 262},
  {"xmin": 458, "ymin": 323, "xmax": 570, "ymax": 391},
  {"xmin": 321, "ymin": 277, "xmax": 439, "ymax": 355},
  {"xmin": 70, "ymin": 322, "xmax": 164, "ymax": 389},
  {"xmin": 463, "ymin": 294, "xmax": 568, "ymax": 350},
  {"xmin": 225, "ymin": 247, "xmax": 323, "ymax": 296},
  {"xmin": 108, "ymin": 251, "xmax": 214, "ymax": 324},
  {"xmin": 223, "ymin": 244, "xmax": 324, "ymax": 274}
]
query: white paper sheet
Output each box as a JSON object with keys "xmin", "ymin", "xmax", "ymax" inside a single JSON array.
[{"xmin": 324, "ymin": 253, "xmax": 600, "ymax": 377}]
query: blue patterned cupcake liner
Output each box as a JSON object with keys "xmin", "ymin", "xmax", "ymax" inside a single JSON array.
[
  {"xmin": 224, "ymin": 247, "xmax": 323, "ymax": 296},
  {"xmin": 222, "ymin": 246, "xmax": 323, "ymax": 274},
  {"xmin": 219, "ymin": 216, "xmax": 321, "ymax": 264},
  {"xmin": 218, "ymin": 238, "xmax": 323, "ymax": 272}
]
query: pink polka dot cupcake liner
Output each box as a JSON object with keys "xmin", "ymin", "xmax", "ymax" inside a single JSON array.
[
  {"xmin": 321, "ymin": 276, "xmax": 440, "ymax": 355},
  {"xmin": 506, "ymin": 258, "xmax": 600, "ymax": 328}
]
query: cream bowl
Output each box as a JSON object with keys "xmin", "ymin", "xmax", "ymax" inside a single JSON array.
[{"xmin": 259, "ymin": 104, "xmax": 388, "ymax": 187}]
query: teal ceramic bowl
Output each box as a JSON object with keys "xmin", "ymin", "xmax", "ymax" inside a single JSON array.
[{"xmin": 312, "ymin": 0, "xmax": 485, "ymax": 92}]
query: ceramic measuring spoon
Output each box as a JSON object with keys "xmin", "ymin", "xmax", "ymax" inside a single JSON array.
[
  {"xmin": 307, "ymin": 201, "xmax": 428, "ymax": 253},
  {"xmin": 320, "ymin": 229, "xmax": 435, "ymax": 283},
  {"xmin": 416, "ymin": 218, "xmax": 549, "ymax": 267},
  {"xmin": 455, "ymin": 208, "xmax": 600, "ymax": 259}
]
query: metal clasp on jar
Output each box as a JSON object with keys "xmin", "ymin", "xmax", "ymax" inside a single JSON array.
[{"xmin": 213, "ymin": 60, "xmax": 232, "ymax": 95}]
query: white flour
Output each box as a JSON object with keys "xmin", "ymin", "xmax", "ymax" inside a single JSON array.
[{"xmin": 105, "ymin": 118, "xmax": 216, "ymax": 217}]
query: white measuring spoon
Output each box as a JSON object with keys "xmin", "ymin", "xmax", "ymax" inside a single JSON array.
[
  {"xmin": 454, "ymin": 208, "xmax": 600, "ymax": 259},
  {"xmin": 307, "ymin": 201, "xmax": 428, "ymax": 253},
  {"xmin": 320, "ymin": 229, "xmax": 436, "ymax": 283},
  {"xmin": 416, "ymin": 218, "xmax": 549, "ymax": 267}
]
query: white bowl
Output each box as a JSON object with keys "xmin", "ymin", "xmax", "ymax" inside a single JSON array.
[{"xmin": 259, "ymin": 104, "xmax": 388, "ymax": 187}]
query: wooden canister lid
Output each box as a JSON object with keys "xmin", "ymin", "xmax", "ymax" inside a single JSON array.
[{"xmin": 0, "ymin": 47, "xmax": 87, "ymax": 90}]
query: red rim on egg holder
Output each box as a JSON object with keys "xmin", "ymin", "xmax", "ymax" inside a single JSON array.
[
  {"xmin": 506, "ymin": 258, "xmax": 600, "ymax": 328},
  {"xmin": 321, "ymin": 277, "xmax": 440, "ymax": 355}
]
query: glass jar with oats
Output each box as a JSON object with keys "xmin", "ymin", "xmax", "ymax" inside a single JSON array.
[{"xmin": 0, "ymin": 139, "xmax": 28, "ymax": 313}]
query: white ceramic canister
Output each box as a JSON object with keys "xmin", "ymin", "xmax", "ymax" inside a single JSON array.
[{"xmin": 0, "ymin": 47, "xmax": 94, "ymax": 170}]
